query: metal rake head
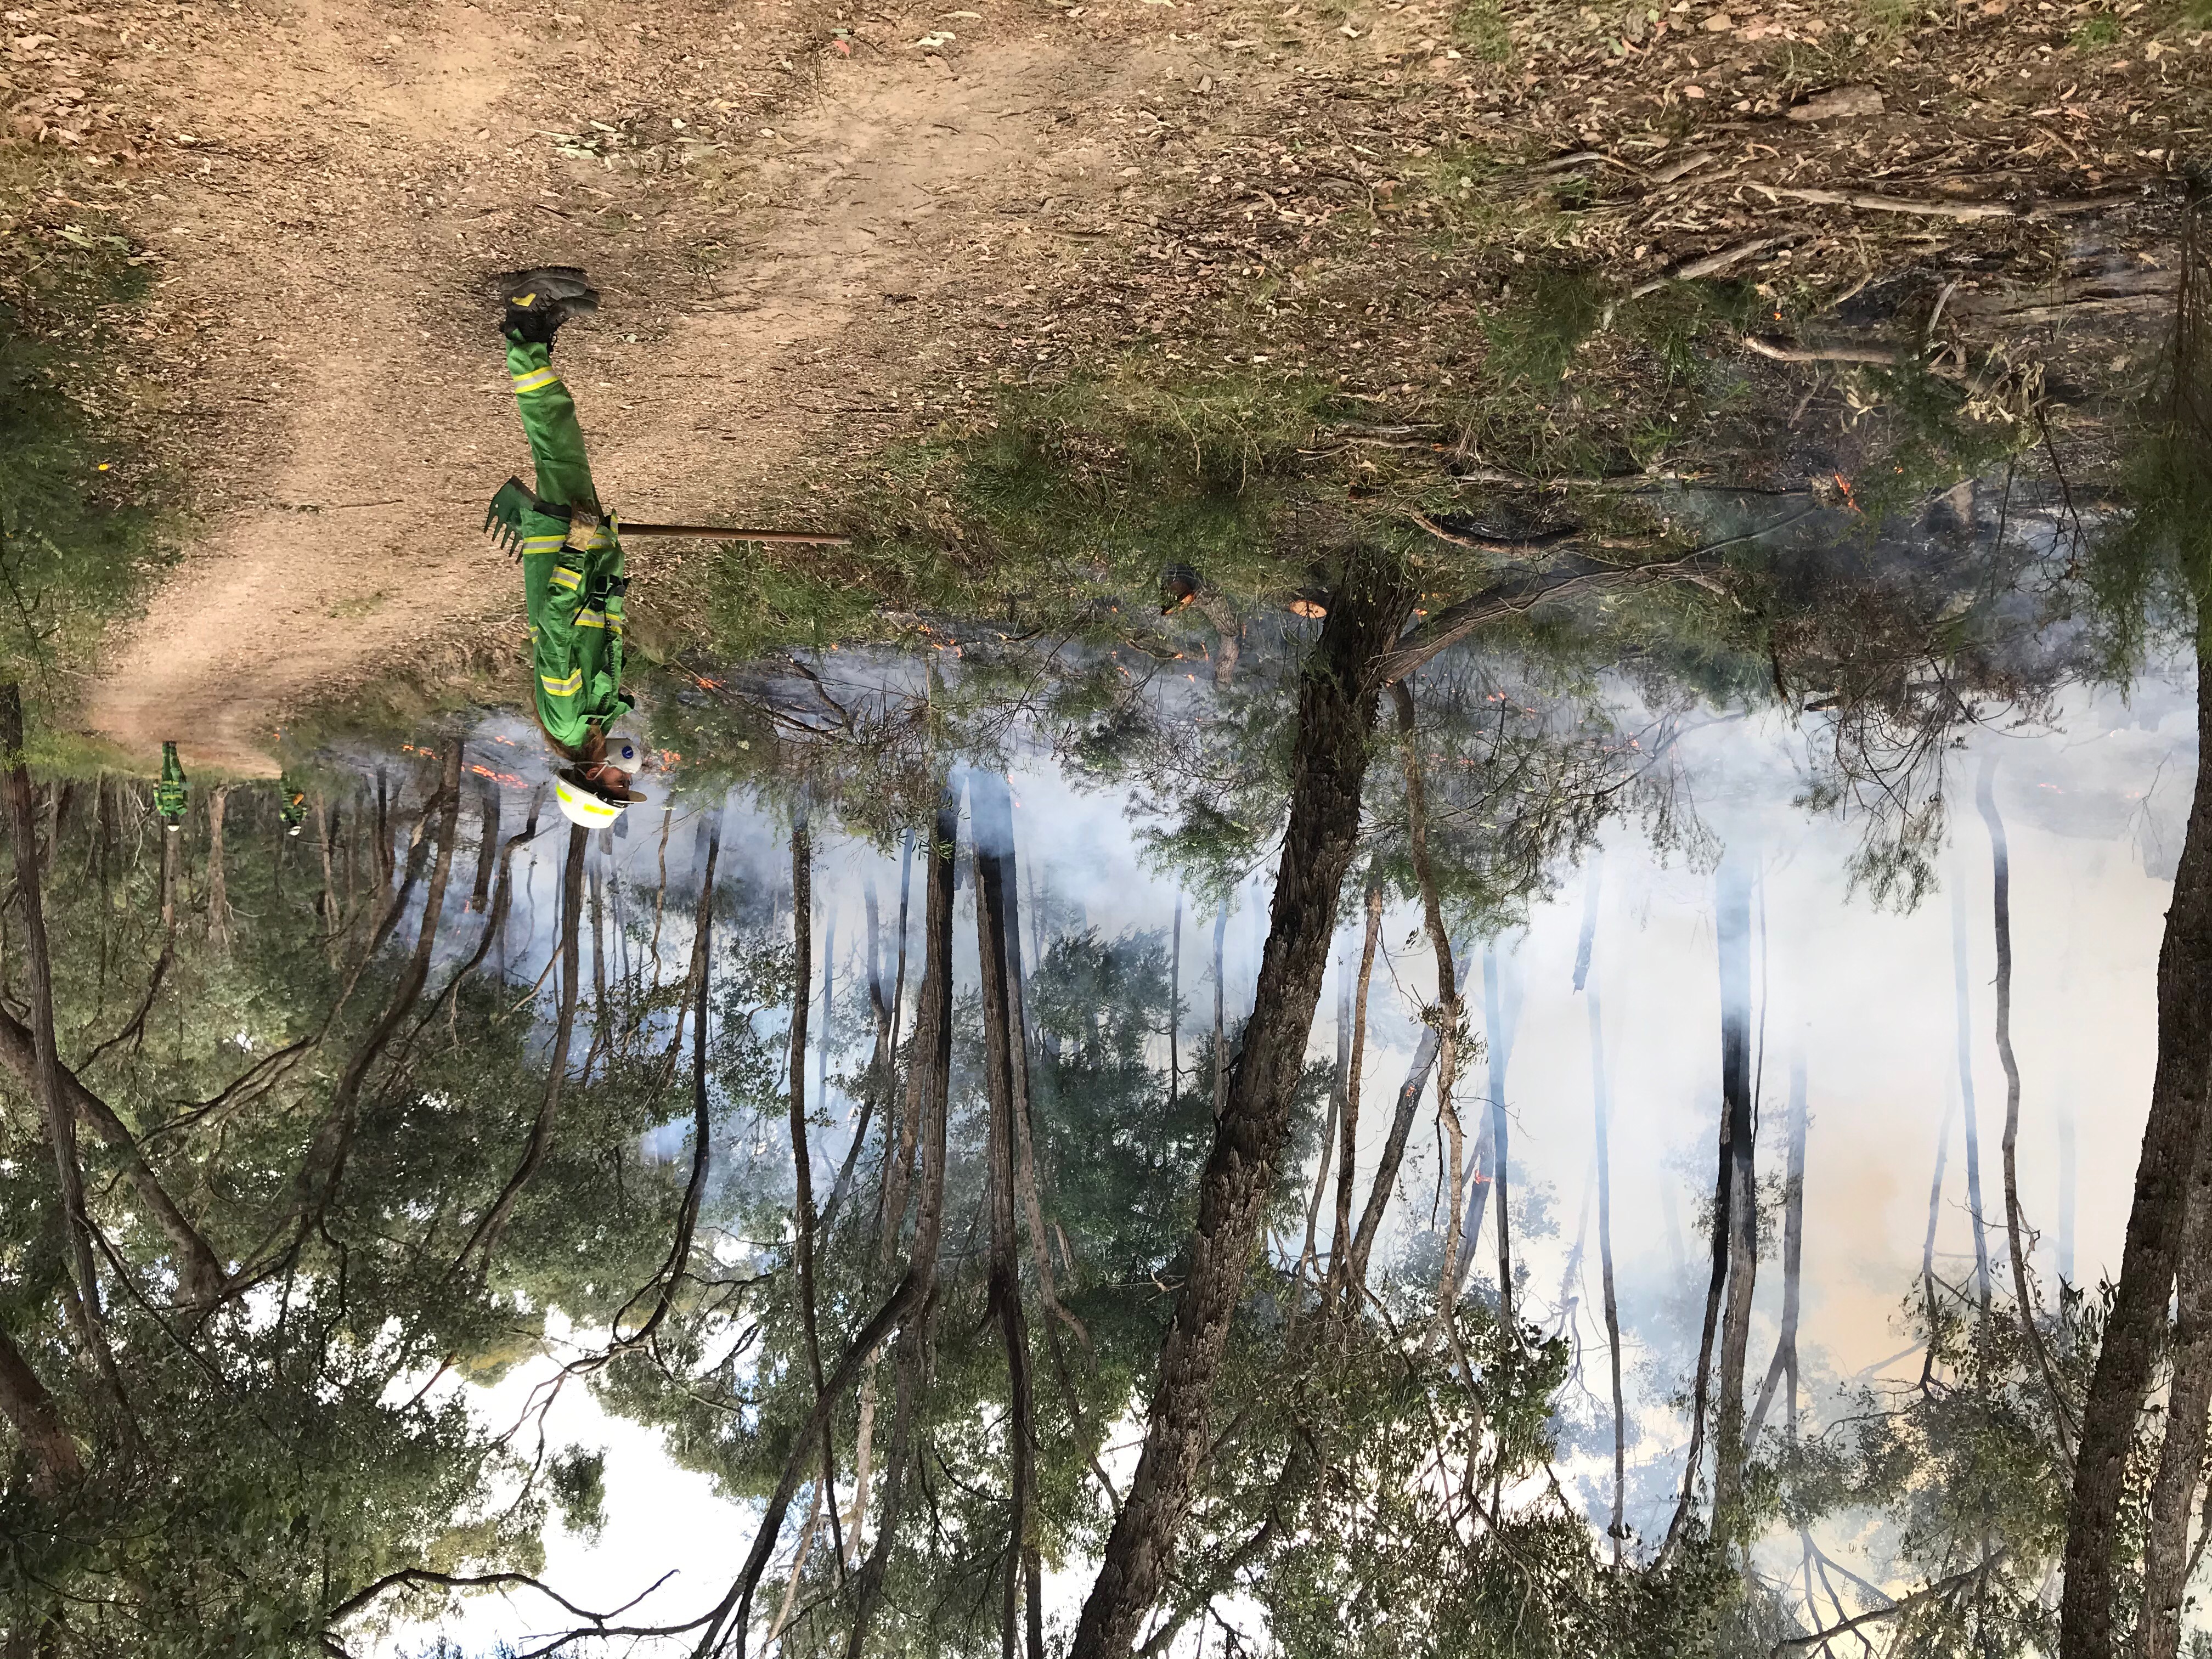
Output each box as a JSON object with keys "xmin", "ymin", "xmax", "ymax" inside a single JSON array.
[{"xmin": 483, "ymin": 477, "xmax": 535, "ymax": 556}]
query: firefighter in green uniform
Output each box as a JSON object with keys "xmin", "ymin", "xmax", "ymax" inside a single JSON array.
[
  {"xmin": 154, "ymin": 741, "xmax": 187, "ymax": 832},
  {"xmin": 492, "ymin": 266, "xmax": 647, "ymax": 829},
  {"xmin": 278, "ymin": 774, "xmax": 308, "ymax": 838}
]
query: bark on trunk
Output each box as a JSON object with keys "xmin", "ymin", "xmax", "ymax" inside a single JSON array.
[
  {"xmin": 842, "ymin": 792, "xmax": 963, "ymax": 1659},
  {"xmin": 1327, "ymin": 871, "xmax": 1383, "ymax": 1307},
  {"xmin": 206, "ymin": 786, "xmax": 230, "ymax": 949},
  {"xmin": 1, "ymin": 685, "xmax": 125, "ymax": 1407},
  {"xmin": 1748, "ymin": 1056, "xmax": 1808, "ymax": 1446},
  {"xmin": 787, "ymin": 803, "xmax": 843, "ymax": 1571},
  {"xmin": 1068, "ymin": 547, "xmax": 1412, "ymax": 1659},
  {"xmin": 0, "ymin": 1324, "xmax": 80, "ymax": 1492},
  {"xmin": 1212, "ymin": 905, "xmax": 1229, "ymax": 1121},
  {"xmin": 1577, "ymin": 859, "xmax": 1627, "ymax": 1561},
  {"xmin": 1979, "ymin": 757, "xmax": 2074, "ymax": 1458},
  {"xmin": 974, "ymin": 770, "xmax": 1041, "ymax": 1659},
  {"xmin": 2061, "ymin": 640, "xmax": 2212, "ymax": 1659},
  {"xmin": 455, "ymin": 820, "xmax": 586, "ymax": 1269},
  {"xmin": 1951, "ymin": 876, "xmax": 1994, "ymax": 1313},
  {"xmin": 2137, "ymin": 1155, "xmax": 2212, "ymax": 1659},
  {"xmin": 1170, "ymin": 892, "xmax": 1183, "ymax": 1108},
  {"xmin": 469, "ymin": 781, "xmax": 499, "ymax": 912},
  {"xmin": 1459, "ymin": 945, "xmax": 1522, "ymax": 1298},
  {"xmin": 1301, "ymin": 948, "xmax": 1350, "ymax": 1278},
  {"xmin": 1342, "ymin": 1020, "xmax": 1441, "ymax": 1294},
  {"xmin": 0, "ymin": 1008, "xmax": 225, "ymax": 1311},
  {"xmin": 879, "ymin": 795, "xmax": 956, "ymax": 1279},
  {"xmin": 1391, "ymin": 680, "xmax": 1466, "ymax": 1307},
  {"xmin": 1711, "ymin": 855, "xmax": 1760, "ymax": 1531}
]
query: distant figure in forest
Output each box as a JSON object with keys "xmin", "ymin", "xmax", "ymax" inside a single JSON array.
[
  {"xmin": 482, "ymin": 266, "xmax": 647, "ymax": 831},
  {"xmin": 278, "ymin": 774, "xmax": 308, "ymax": 838},
  {"xmin": 154, "ymin": 741, "xmax": 187, "ymax": 832}
]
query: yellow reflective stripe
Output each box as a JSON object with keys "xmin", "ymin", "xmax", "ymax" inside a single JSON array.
[
  {"xmin": 520, "ymin": 534, "xmax": 565, "ymax": 555},
  {"xmin": 511, "ymin": 367, "xmax": 561, "ymax": 394},
  {"xmin": 549, "ymin": 565, "xmax": 583, "ymax": 590},
  {"xmin": 541, "ymin": 670, "xmax": 583, "ymax": 697},
  {"xmin": 575, "ymin": 610, "xmax": 606, "ymax": 629}
]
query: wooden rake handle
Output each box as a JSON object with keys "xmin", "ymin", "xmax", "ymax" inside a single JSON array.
[{"xmin": 618, "ymin": 522, "xmax": 851, "ymax": 545}]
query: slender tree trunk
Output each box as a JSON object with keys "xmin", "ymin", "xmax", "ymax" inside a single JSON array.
[
  {"xmin": 455, "ymin": 821, "xmax": 585, "ymax": 1269},
  {"xmin": 1712, "ymin": 855, "xmax": 1760, "ymax": 1531},
  {"xmin": 206, "ymin": 786, "xmax": 230, "ymax": 949},
  {"xmin": 974, "ymin": 771, "xmax": 1040, "ymax": 1659},
  {"xmin": 1, "ymin": 686, "xmax": 126, "ymax": 1410},
  {"xmin": 1068, "ymin": 546, "xmax": 1412, "ymax": 1659},
  {"xmin": 1749, "ymin": 1057, "xmax": 1809, "ymax": 1446},
  {"xmin": 1301, "ymin": 948, "xmax": 1350, "ymax": 1278},
  {"xmin": 1328, "ymin": 870, "xmax": 1384, "ymax": 1307},
  {"xmin": 1391, "ymin": 681, "xmax": 1466, "ymax": 1307},
  {"xmin": 1170, "ymin": 893, "xmax": 1182, "ymax": 1109},
  {"xmin": 1922, "ymin": 1066, "xmax": 1956, "ymax": 1376},
  {"xmin": 879, "ymin": 805, "xmax": 951, "ymax": 1278},
  {"xmin": 1660, "ymin": 863, "xmax": 1751, "ymax": 1565},
  {"xmin": 1978, "ymin": 757, "xmax": 2074, "ymax": 1459},
  {"xmin": 843, "ymin": 786, "xmax": 962, "ymax": 1659},
  {"xmin": 2138, "ymin": 1154, "xmax": 2212, "ymax": 1659},
  {"xmin": 1951, "ymin": 876, "xmax": 1994, "ymax": 1314},
  {"xmin": 1577, "ymin": 859, "xmax": 1627, "ymax": 1561},
  {"xmin": 0, "ymin": 1325, "xmax": 79, "ymax": 1492},
  {"xmin": 1212, "ymin": 904, "xmax": 1229, "ymax": 1121},
  {"xmin": 1459, "ymin": 945, "xmax": 1522, "ymax": 1297},
  {"xmin": 787, "ymin": 803, "xmax": 843, "ymax": 1572},
  {"xmin": 1342, "ymin": 966, "xmax": 1465, "ymax": 1299},
  {"xmin": 469, "ymin": 781, "xmax": 499, "ymax": 912},
  {"xmin": 2072, "ymin": 803, "xmax": 2212, "ymax": 1659}
]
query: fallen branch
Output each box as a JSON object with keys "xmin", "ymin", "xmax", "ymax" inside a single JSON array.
[
  {"xmin": 1742, "ymin": 335, "xmax": 1903, "ymax": 366},
  {"xmin": 1627, "ymin": 234, "xmax": 1792, "ymax": 301},
  {"xmin": 1405, "ymin": 511, "xmax": 1582, "ymax": 554},
  {"xmin": 1762, "ymin": 184, "xmax": 2145, "ymax": 222}
]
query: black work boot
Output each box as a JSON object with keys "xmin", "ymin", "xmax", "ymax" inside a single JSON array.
[{"xmin": 499, "ymin": 267, "xmax": 599, "ymax": 348}]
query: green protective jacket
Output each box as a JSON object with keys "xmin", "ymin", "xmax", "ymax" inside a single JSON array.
[
  {"xmin": 155, "ymin": 741, "xmax": 187, "ymax": 824},
  {"xmin": 506, "ymin": 338, "xmax": 632, "ymax": 751}
]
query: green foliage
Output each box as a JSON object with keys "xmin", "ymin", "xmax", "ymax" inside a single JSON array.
[{"xmin": 0, "ymin": 229, "xmax": 170, "ymax": 694}]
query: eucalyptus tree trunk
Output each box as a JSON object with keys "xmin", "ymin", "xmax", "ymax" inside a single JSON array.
[
  {"xmin": 1327, "ymin": 869, "xmax": 1383, "ymax": 1307},
  {"xmin": 1748, "ymin": 1057, "xmax": 1808, "ymax": 1446},
  {"xmin": 1950, "ymin": 875, "xmax": 1994, "ymax": 1314},
  {"xmin": 1170, "ymin": 890, "xmax": 1182, "ymax": 1109},
  {"xmin": 206, "ymin": 786, "xmax": 230, "ymax": 949},
  {"xmin": 973, "ymin": 769, "xmax": 1043, "ymax": 1659},
  {"xmin": 2, "ymin": 685, "xmax": 126, "ymax": 1411},
  {"xmin": 454, "ymin": 817, "xmax": 584, "ymax": 1271},
  {"xmin": 1069, "ymin": 548, "xmax": 1412, "ymax": 1659},
  {"xmin": 1212, "ymin": 904, "xmax": 1228, "ymax": 1121},
  {"xmin": 1576, "ymin": 859, "xmax": 1627, "ymax": 1560},
  {"xmin": 1458, "ymin": 945, "xmax": 1521, "ymax": 1300},
  {"xmin": 0, "ymin": 1327, "xmax": 79, "ymax": 1493},
  {"xmin": 468, "ymin": 781, "xmax": 499, "ymax": 912},
  {"xmin": 1711, "ymin": 855, "xmax": 1760, "ymax": 1532},
  {"xmin": 1301, "ymin": 949, "xmax": 1351, "ymax": 1279},
  {"xmin": 786, "ymin": 801, "xmax": 843, "ymax": 1570},
  {"xmin": 843, "ymin": 784, "xmax": 961, "ymax": 1659},
  {"xmin": 1391, "ymin": 680, "xmax": 1466, "ymax": 1306},
  {"xmin": 2062, "ymin": 637, "xmax": 2212, "ymax": 1659}
]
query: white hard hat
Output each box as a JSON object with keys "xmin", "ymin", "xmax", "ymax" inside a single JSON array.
[{"xmin": 555, "ymin": 774, "xmax": 625, "ymax": 828}]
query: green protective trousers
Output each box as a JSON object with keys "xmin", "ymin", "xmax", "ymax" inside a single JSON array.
[
  {"xmin": 155, "ymin": 740, "xmax": 187, "ymax": 823},
  {"xmin": 506, "ymin": 337, "xmax": 632, "ymax": 753}
]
